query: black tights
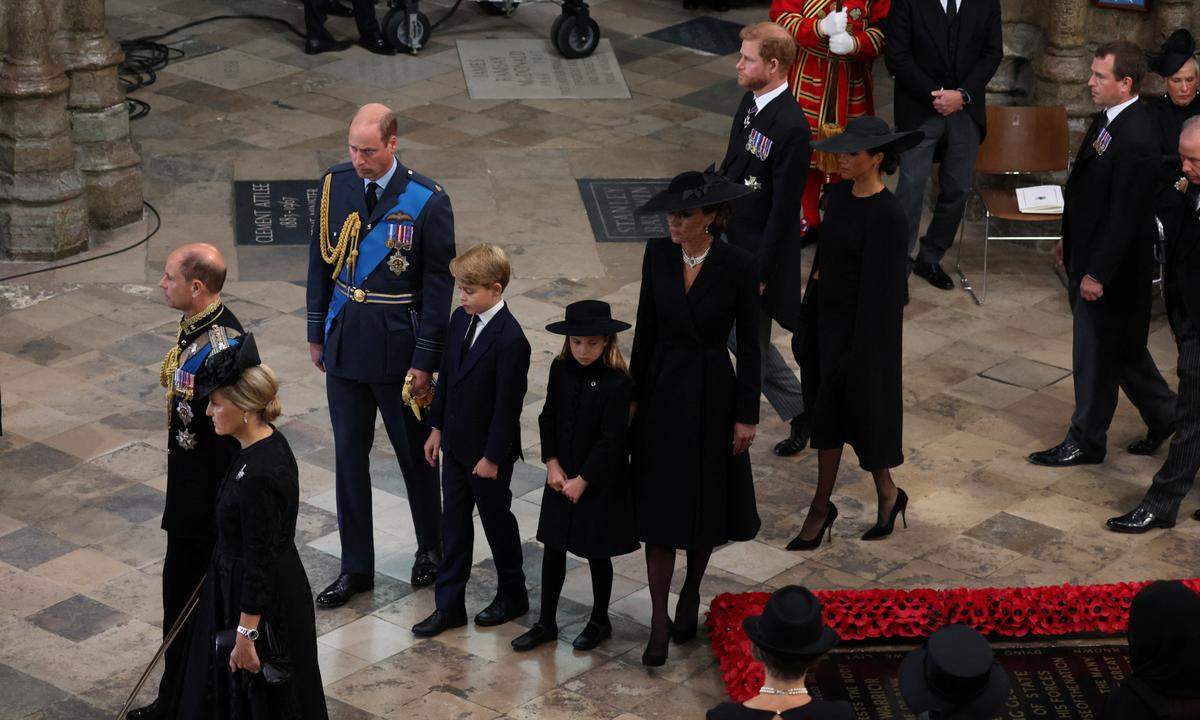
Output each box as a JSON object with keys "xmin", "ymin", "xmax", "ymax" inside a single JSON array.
[
  {"xmin": 538, "ymin": 546, "xmax": 612, "ymax": 627},
  {"xmin": 645, "ymin": 545, "xmax": 711, "ymax": 643}
]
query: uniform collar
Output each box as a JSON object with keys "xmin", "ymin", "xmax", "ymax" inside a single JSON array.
[
  {"xmin": 364, "ymin": 156, "xmax": 398, "ymax": 191},
  {"xmin": 1105, "ymin": 95, "xmax": 1139, "ymax": 124},
  {"xmin": 754, "ymin": 81, "xmax": 789, "ymax": 114}
]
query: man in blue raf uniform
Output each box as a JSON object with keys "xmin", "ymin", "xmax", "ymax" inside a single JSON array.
[{"xmin": 307, "ymin": 103, "xmax": 456, "ymax": 607}]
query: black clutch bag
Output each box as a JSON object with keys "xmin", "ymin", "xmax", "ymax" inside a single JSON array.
[{"xmin": 214, "ymin": 623, "xmax": 292, "ymax": 686}]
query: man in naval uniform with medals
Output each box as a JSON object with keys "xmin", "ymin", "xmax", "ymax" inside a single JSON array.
[
  {"xmin": 128, "ymin": 243, "xmax": 243, "ymax": 720},
  {"xmin": 307, "ymin": 103, "xmax": 455, "ymax": 607}
]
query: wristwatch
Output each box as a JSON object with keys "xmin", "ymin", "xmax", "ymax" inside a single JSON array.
[{"xmin": 237, "ymin": 625, "xmax": 260, "ymax": 641}]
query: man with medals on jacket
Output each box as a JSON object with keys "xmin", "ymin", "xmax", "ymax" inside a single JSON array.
[
  {"xmin": 307, "ymin": 103, "xmax": 456, "ymax": 607},
  {"xmin": 127, "ymin": 244, "xmax": 243, "ymax": 720}
]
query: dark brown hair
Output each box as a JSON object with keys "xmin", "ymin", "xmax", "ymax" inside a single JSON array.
[
  {"xmin": 750, "ymin": 644, "xmax": 821, "ymax": 681},
  {"xmin": 702, "ymin": 201, "xmax": 734, "ymax": 235},
  {"xmin": 1095, "ymin": 40, "xmax": 1147, "ymax": 93}
]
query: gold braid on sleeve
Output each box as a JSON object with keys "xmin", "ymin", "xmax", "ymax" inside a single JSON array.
[{"xmin": 318, "ymin": 172, "xmax": 362, "ymax": 281}]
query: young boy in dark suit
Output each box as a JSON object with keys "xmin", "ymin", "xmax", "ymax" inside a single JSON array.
[{"xmin": 414, "ymin": 243, "xmax": 531, "ymax": 637}]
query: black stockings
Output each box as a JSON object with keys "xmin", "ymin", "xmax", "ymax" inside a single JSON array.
[
  {"xmin": 645, "ymin": 545, "xmax": 711, "ymax": 647},
  {"xmin": 538, "ymin": 546, "xmax": 613, "ymax": 627}
]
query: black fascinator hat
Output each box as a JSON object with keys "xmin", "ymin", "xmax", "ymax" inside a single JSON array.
[
  {"xmin": 637, "ymin": 170, "xmax": 755, "ymax": 215},
  {"xmin": 1149, "ymin": 28, "xmax": 1197, "ymax": 78},
  {"xmin": 195, "ymin": 333, "xmax": 261, "ymax": 398}
]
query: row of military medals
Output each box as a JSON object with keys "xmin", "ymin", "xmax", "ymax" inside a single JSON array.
[
  {"xmin": 386, "ymin": 212, "xmax": 414, "ymax": 276},
  {"xmin": 173, "ymin": 363, "xmax": 198, "ymax": 450}
]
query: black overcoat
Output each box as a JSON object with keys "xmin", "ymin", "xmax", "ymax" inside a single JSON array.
[
  {"xmin": 799, "ymin": 183, "xmax": 906, "ymax": 471},
  {"xmin": 1156, "ymin": 179, "xmax": 1200, "ymax": 323},
  {"xmin": 536, "ymin": 356, "xmax": 639, "ymax": 559},
  {"xmin": 1062, "ymin": 102, "xmax": 1160, "ymax": 359},
  {"xmin": 629, "ymin": 238, "xmax": 762, "ymax": 550},
  {"xmin": 1145, "ymin": 93, "xmax": 1200, "ymax": 162}
]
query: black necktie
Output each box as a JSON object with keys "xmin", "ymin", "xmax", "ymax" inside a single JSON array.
[
  {"xmin": 946, "ymin": 0, "xmax": 957, "ymax": 25},
  {"xmin": 461, "ymin": 314, "xmax": 480, "ymax": 361},
  {"xmin": 365, "ymin": 181, "xmax": 379, "ymax": 215},
  {"xmin": 1098, "ymin": 111, "xmax": 1110, "ymax": 130}
]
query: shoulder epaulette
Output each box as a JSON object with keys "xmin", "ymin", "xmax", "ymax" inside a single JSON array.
[
  {"xmin": 325, "ymin": 161, "xmax": 355, "ymax": 176},
  {"xmin": 405, "ymin": 167, "xmax": 444, "ymax": 194}
]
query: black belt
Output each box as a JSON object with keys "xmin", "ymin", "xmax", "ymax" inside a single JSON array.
[{"xmin": 335, "ymin": 280, "xmax": 416, "ymax": 305}]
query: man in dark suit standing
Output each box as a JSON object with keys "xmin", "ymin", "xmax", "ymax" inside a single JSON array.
[
  {"xmin": 1108, "ymin": 117, "xmax": 1200, "ymax": 532},
  {"xmin": 719, "ymin": 21, "xmax": 813, "ymax": 457},
  {"xmin": 307, "ymin": 103, "xmax": 455, "ymax": 607},
  {"xmin": 1029, "ymin": 42, "xmax": 1176, "ymax": 469},
  {"xmin": 886, "ymin": 0, "xmax": 1003, "ymax": 290}
]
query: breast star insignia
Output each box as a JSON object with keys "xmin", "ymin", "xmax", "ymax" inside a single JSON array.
[
  {"xmin": 176, "ymin": 428, "xmax": 197, "ymax": 450},
  {"xmin": 744, "ymin": 176, "xmax": 762, "ymax": 191},
  {"xmin": 176, "ymin": 401, "xmax": 194, "ymax": 426},
  {"xmin": 387, "ymin": 252, "xmax": 410, "ymax": 275}
]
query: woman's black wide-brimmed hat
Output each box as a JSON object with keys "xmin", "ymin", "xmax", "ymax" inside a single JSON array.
[
  {"xmin": 195, "ymin": 332, "xmax": 261, "ymax": 398},
  {"xmin": 742, "ymin": 586, "xmax": 839, "ymax": 659},
  {"xmin": 545, "ymin": 300, "xmax": 631, "ymax": 336},
  {"xmin": 811, "ymin": 116, "xmax": 924, "ymax": 155},
  {"xmin": 636, "ymin": 170, "xmax": 756, "ymax": 215},
  {"xmin": 1149, "ymin": 28, "xmax": 1197, "ymax": 78},
  {"xmin": 899, "ymin": 624, "xmax": 1011, "ymax": 718}
]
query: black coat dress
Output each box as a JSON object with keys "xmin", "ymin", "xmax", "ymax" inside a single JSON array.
[
  {"xmin": 536, "ymin": 356, "xmax": 639, "ymax": 559},
  {"xmin": 1145, "ymin": 93, "xmax": 1200, "ymax": 164},
  {"xmin": 800, "ymin": 183, "xmax": 906, "ymax": 471},
  {"xmin": 630, "ymin": 237, "xmax": 762, "ymax": 549},
  {"xmin": 171, "ymin": 431, "xmax": 327, "ymax": 720}
]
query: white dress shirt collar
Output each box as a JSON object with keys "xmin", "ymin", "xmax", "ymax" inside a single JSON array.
[
  {"xmin": 754, "ymin": 81, "xmax": 789, "ymax": 114},
  {"xmin": 938, "ymin": 0, "xmax": 963, "ymax": 12},
  {"xmin": 1106, "ymin": 95, "xmax": 1139, "ymax": 124},
  {"xmin": 364, "ymin": 156, "xmax": 398, "ymax": 194},
  {"xmin": 469, "ymin": 298, "xmax": 505, "ymax": 345}
]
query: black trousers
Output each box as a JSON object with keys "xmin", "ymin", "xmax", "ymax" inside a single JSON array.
[
  {"xmin": 433, "ymin": 453, "xmax": 526, "ymax": 613},
  {"xmin": 327, "ymin": 373, "xmax": 442, "ymax": 575},
  {"xmin": 302, "ymin": 0, "xmax": 380, "ymax": 41},
  {"xmin": 155, "ymin": 534, "xmax": 212, "ymax": 703},
  {"xmin": 1067, "ymin": 293, "xmax": 1176, "ymax": 456},
  {"xmin": 1142, "ymin": 296, "xmax": 1200, "ymax": 519}
]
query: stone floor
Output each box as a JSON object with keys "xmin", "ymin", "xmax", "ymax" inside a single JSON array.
[{"xmin": 2, "ymin": 0, "xmax": 1199, "ymax": 717}]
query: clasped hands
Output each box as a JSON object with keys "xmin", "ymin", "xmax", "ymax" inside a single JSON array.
[
  {"xmin": 818, "ymin": 10, "xmax": 854, "ymax": 56},
  {"xmin": 931, "ymin": 89, "xmax": 965, "ymax": 116},
  {"xmin": 546, "ymin": 459, "xmax": 587, "ymax": 503}
]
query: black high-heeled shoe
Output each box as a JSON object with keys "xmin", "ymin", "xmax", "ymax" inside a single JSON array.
[
  {"xmin": 642, "ymin": 618, "xmax": 671, "ymax": 667},
  {"xmin": 861, "ymin": 488, "xmax": 908, "ymax": 541},
  {"xmin": 671, "ymin": 592, "xmax": 700, "ymax": 644},
  {"xmin": 786, "ymin": 503, "xmax": 838, "ymax": 551}
]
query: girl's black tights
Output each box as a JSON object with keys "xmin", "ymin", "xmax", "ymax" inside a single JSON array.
[{"xmin": 539, "ymin": 546, "xmax": 613, "ymax": 626}]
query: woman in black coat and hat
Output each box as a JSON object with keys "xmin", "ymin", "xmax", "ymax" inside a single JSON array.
[
  {"xmin": 510, "ymin": 300, "xmax": 639, "ymax": 654},
  {"xmin": 899, "ymin": 624, "xmax": 1011, "ymax": 719},
  {"xmin": 1103, "ymin": 580, "xmax": 1200, "ymax": 719},
  {"xmin": 1146, "ymin": 29, "xmax": 1200, "ymax": 165},
  {"xmin": 631, "ymin": 170, "xmax": 762, "ymax": 666},
  {"xmin": 707, "ymin": 586, "xmax": 851, "ymax": 719},
  {"xmin": 167, "ymin": 334, "xmax": 328, "ymax": 720},
  {"xmin": 788, "ymin": 116, "xmax": 922, "ymax": 551}
]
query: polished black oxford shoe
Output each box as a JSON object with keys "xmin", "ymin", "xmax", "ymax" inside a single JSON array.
[
  {"xmin": 127, "ymin": 700, "xmax": 163, "ymax": 720},
  {"xmin": 305, "ymin": 37, "xmax": 353, "ymax": 55},
  {"xmin": 412, "ymin": 609, "xmax": 468, "ymax": 638},
  {"xmin": 511, "ymin": 622, "xmax": 558, "ymax": 651},
  {"xmin": 1027, "ymin": 439, "xmax": 1104, "ymax": 467},
  {"xmin": 1194, "ymin": 508, "xmax": 1200, "ymax": 521},
  {"xmin": 410, "ymin": 548, "xmax": 440, "ymax": 588},
  {"xmin": 359, "ymin": 34, "xmax": 396, "ymax": 55},
  {"xmin": 913, "ymin": 261, "xmax": 955, "ymax": 290},
  {"xmin": 1106, "ymin": 505, "xmax": 1175, "ymax": 534},
  {"xmin": 315, "ymin": 572, "xmax": 373, "ymax": 608},
  {"xmin": 474, "ymin": 596, "xmax": 529, "ymax": 627},
  {"xmin": 773, "ymin": 413, "xmax": 811, "ymax": 457},
  {"xmin": 572, "ymin": 620, "xmax": 612, "ymax": 651},
  {"xmin": 1127, "ymin": 429, "xmax": 1173, "ymax": 456}
]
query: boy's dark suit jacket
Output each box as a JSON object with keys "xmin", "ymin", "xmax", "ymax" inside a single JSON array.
[{"xmin": 430, "ymin": 304, "xmax": 531, "ymax": 466}]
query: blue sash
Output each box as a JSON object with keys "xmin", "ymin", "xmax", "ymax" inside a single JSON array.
[
  {"xmin": 325, "ymin": 182, "xmax": 434, "ymax": 340},
  {"xmin": 175, "ymin": 336, "xmax": 240, "ymax": 400}
]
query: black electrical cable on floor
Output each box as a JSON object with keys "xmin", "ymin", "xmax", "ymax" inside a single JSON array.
[{"xmin": 0, "ymin": 202, "xmax": 161, "ymax": 283}]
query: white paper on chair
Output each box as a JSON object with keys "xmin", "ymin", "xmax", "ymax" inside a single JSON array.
[{"xmin": 1015, "ymin": 185, "xmax": 1064, "ymax": 214}]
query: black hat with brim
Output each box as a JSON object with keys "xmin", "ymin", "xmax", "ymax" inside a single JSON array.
[
  {"xmin": 1149, "ymin": 28, "xmax": 1197, "ymax": 77},
  {"xmin": 899, "ymin": 624, "xmax": 1012, "ymax": 718},
  {"xmin": 637, "ymin": 170, "xmax": 756, "ymax": 215},
  {"xmin": 742, "ymin": 586, "xmax": 839, "ymax": 659},
  {"xmin": 545, "ymin": 299, "xmax": 631, "ymax": 336},
  {"xmin": 195, "ymin": 333, "xmax": 261, "ymax": 399},
  {"xmin": 812, "ymin": 115, "xmax": 924, "ymax": 155}
]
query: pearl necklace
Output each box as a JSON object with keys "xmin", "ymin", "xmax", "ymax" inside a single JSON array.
[
  {"xmin": 682, "ymin": 245, "xmax": 711, "ymax": 268},
  {"xmin": 759, "ymin": 686, "xmax": 809, "ymax": 696}
]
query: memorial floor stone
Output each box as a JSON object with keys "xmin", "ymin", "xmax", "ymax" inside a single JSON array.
[
  {"xmin": 577, "ymin": 178, "xmax": 670, "ymax": 242},
  {"xmin": 234, "ymin": 180, "xmax": 322, "ymax": 246},
  {"xmin": 457, "ymin": 39, "xmax": 631, "ymax": 100},
  {"xmin": 646, "ymin": 16, "xmax": 745, "ymax": 56}
]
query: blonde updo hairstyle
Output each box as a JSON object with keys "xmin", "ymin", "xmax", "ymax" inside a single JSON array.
[{"xmin": 220, "ymin": 364, "xmax": 282, "ymax": 423}]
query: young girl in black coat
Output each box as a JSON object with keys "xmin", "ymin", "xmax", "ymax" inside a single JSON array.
[{"xmin": 511, "ymin": 300, "xmax": 639, "ymax": 653}]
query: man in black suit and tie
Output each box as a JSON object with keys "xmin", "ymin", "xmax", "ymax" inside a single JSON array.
[
  {"xmin": 306, "ymin": 103, "xmax": 455, "ymax": 607},
  {"xmin": 1108, "ymin": 117, "xmax": 1200, "ymax": 532},
  {"xmin": 1029, "ymin": 42, "xmax": 1176, "ymax": 469},
  {"xmin": 886, "ymin": 0, "xmax": 1003, "ymax": 290},
  {"xmin": 719, "ymin": 21, "xmax": 813, "ymax": 457}
]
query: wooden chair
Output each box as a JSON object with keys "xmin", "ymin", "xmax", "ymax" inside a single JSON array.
[{"xmin": 954, "ymin": 105, "xmax": 1070, "ymax": 304}]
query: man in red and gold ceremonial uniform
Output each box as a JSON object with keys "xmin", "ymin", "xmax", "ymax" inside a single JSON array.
[{"xmin": 771, "ymin": 0, "xmax": 888, "ymax": 229}]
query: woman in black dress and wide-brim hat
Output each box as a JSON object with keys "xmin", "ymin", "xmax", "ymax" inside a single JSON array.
[
  {"xmin": 787, "ymin": 116, "xmax": 922, "ymax": 551},
  {"xmin": 1145, "ymin": 29, "xmax": 1200, "ymax": 164},
  {"xmin": 630, "ymin": 170, "xmax": 763, "ymax": 666}
]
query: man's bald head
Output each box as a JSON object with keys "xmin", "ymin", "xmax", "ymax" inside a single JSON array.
[
  {"xmin": 351, "ymin": 103, "xmax": 398, "ymax": 145},
  {"xmin": 173, "ymin": 243, "xmax": 227, "ymax": 294},
  {"xmin": 1180, "ymin": 116, "xmax": 1200, "ymax": 185},
  {"xmin": 348, "ymin": 103, "xmax": 399, "ymax": 180}
]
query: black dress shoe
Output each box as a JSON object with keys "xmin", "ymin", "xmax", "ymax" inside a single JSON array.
[
  {"xmin": 127, "ymin": 700, "xmax": 163, "ymax": 720},
  {"xmin": 1127, "ymin": 429, "xmax": 1172, "ymax": 456},
  {"xmin": 305, "ymin": 37, "xmax": 353, "ymax": 55},
  {"xmin": 315, "ymin": 572, "xmax": 374, "ymax": 608},
  {"xmin": 322, "ymin": 0, "xmax": 355, "ymax": 16},
  {"xmin": 410, "ymin": 548, "xmax": 440, "ymax": 588},
  {"xmin": 1027, "ymin": 439, "xmax": 1104, "ymax": 467},
  {"xmin": 412, "ymin": 609, "xmax": 468, "ymax": 637},
  {"xmin": 511, "ymin": 622, "xmax": 558, "ymax": 651},
  {"xmin": 359, "ymin": 35, "xmax": 396, "ymax": 55},
  {"xmin": 1106, "ymin": 505, "xmax": 1176, "ymax": 534},
  {"xmin": 572, "ymin": 620, "xmax": 612, "ymax": 650},
  {"xmin": 1193, "ymin": 508, "xmax": 1200, "ymax": 521},
  {"xmin": 913, "ymin": 261, "xmax": 955, "ymax": 290},
  {"xmin": 773, "ymin": 413, "xmax": 810, "ymax": 457},
  {"xmin": 474, "ymin": 597, "xmax": 529, "ymax": 627}
]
